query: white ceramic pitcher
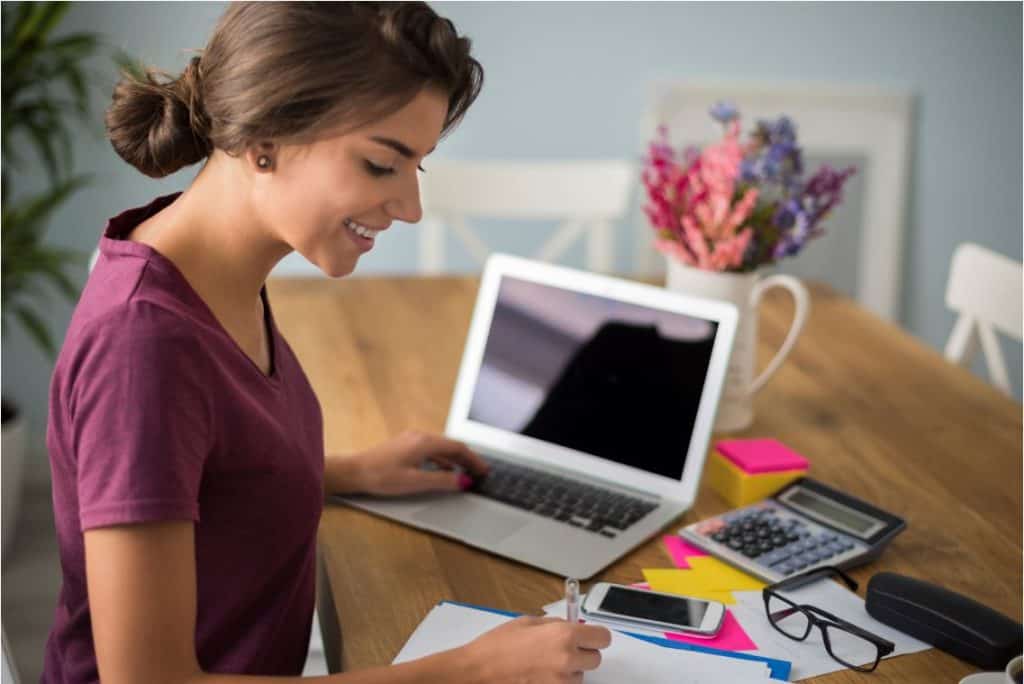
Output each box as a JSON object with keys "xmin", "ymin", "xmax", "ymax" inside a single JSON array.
[{"xmin": 666, "ymin": 259, "xmax": 810, "ymax": 432}]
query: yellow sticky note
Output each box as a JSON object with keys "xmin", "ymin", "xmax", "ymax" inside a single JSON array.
[
  {"xmin": 642, "ymin": 569, "xmax": 739, "ymax": 604},
  {"xmin": 686, "ymin": 556, "xmax": 767, "ymax": 591}
]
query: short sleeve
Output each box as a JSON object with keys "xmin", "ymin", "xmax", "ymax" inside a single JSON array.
[{"xmin": 69, "ymin": 301, "xmax": 213, "ymax": 531}]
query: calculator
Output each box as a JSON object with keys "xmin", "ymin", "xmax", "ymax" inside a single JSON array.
[{"xmin": 679, "ymin": 477, "xmax": 906, "ymax": 583}]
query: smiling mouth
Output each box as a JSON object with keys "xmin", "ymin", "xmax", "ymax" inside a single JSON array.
[{"xmin": 343, "ymin": 218, "xmax": 380, "ymax": 239}]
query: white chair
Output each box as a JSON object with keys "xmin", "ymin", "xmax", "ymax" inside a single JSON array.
[
  {"xmin": 418, "ymin": 159, "xmax": 634, "ymax": 273},
  {"xmin": 944, "ymin": 242, "xmax": 1023, "ymax": 395},
  {"xmin": 3, "ymin": 624, "xmax": 22, "ymax": 684}
]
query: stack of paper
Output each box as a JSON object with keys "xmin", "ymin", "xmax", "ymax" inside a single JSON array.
[{"xmin": 394, "ymin": 601, "xmax": 781, "ymax": 683}]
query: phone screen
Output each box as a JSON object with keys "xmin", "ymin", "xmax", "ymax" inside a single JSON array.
[{"xmin": 599, "ymin": 587, "xmax": 709, "ymax": 627}]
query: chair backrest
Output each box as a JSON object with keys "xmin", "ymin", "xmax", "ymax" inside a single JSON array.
[
  {"xmin": 944, "ymin": 242, "xmax": 1023, "ymax": 395},
  {"xmin": 417, "ymin": 159, "xmax": 634, "ymax": 274},
  {"xmin": 3, "ymin": 624, "xmax": 21, "ymax": 684}
]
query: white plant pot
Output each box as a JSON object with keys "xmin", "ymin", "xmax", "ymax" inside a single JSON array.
[{"xmin": 2, "ymin": 407, "xmax": 28, "ymax": 555}]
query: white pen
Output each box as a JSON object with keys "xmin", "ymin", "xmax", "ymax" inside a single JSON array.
[{"xmin": 565, "ymin": 577, "xmax": 580, "ymax": 623}]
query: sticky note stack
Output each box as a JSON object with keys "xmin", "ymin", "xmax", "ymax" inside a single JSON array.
[{"xmin": 704, "ymin": 438, "xmax": 809, "ymax": 507}]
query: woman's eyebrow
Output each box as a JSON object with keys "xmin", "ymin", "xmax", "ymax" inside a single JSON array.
[{"xmin": 369, "ymin": 136, "xmax": 435, "ymax": 159}]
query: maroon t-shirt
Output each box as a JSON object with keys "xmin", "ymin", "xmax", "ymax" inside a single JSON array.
[{"xmin": 43, "ymin": 194, "xmax": 325, "ymax": 682}]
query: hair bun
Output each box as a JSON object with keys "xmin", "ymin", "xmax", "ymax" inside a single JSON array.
[{"xmin": 105, "ymin": 57, "xmax": 212, "ymax": 178}]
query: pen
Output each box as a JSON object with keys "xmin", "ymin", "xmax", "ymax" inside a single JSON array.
[{"xmin": 565, "ymin": 577, "xmax": 580, "ymax": 623}]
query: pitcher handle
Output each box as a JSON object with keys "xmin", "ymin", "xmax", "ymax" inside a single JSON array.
[{"xmin": 748, "ymin": 274, "xmax": 810, "ymax": 396}]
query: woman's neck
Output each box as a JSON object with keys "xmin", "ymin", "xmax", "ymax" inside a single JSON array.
[{"xmin": 134, "ymin": 152, "xmax": 292, "ymax": 311}]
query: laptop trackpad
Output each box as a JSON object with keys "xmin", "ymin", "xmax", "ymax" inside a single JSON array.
[{"xmin": 413, "ymin": 498, "xmax": 528, "ymax": 544}]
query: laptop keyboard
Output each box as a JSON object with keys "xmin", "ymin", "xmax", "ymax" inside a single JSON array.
[{"xmin": 472, "ymin": 457, "xmax": 659, "ymax": 538}]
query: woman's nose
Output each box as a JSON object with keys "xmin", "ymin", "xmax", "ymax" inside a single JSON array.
[{"xmin": 385, "ymin": 174, "xmax": 423, "ymax": 224}]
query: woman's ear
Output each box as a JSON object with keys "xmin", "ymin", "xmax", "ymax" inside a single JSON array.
[{"xmin": 246, "ymin": 141, "xmax": 278, "ymax": 172}]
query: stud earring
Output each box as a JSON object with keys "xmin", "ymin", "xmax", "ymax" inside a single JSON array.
[{"xmin": 256, "ymin": 155, "xmax": 272, "ymax": 169}]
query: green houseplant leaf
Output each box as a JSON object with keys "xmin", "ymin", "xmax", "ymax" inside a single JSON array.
[{"xmin": 1, "ymin": 1, "xmax": 104, "ymax": 361}]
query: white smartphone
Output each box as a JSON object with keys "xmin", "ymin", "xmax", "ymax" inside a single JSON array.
[{"xmin": 580, "ymin": 583, "xmax": 726, "ymax": 637}]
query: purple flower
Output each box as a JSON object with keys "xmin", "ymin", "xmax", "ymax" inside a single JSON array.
[
  {"xmin": 710, "ymin": 101, "xmax": 739, "ymax": 124},
  {"xmin": 801, "ymin": 164, "xmax": 857, "ymax": 225}
]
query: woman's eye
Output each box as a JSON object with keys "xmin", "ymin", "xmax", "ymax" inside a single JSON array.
[{"xmin": 364, "ymin": 160, "xmax": 395, "ymax": 177}]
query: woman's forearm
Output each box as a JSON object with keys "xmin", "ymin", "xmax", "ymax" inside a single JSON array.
[{"xmin": 323, "ymin": 452, "xmax": 368, "ymax": 496}]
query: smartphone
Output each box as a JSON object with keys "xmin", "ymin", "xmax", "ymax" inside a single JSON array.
[{"xmin": 580, "ymin": 583, "xmax": 726, "ymax": 637}]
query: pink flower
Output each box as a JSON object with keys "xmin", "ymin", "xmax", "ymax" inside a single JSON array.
[{"xmin": 643, "ymin": 121, "xmax": 758, "ymax": 272}]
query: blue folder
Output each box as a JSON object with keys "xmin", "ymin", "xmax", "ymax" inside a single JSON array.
[{"xmin": 442, "ymin": 600, "xmax": 792, "ymax": 681}]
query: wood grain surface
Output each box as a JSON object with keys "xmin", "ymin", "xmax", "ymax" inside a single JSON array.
[{"xmin": 267, "ymin": 275, "xmax": 1022, "ymax": 683}]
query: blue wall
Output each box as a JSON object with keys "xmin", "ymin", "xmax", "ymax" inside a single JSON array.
[{"xmin": 4, "ymin": 2, "xmax": 1020, "ymax": 467}]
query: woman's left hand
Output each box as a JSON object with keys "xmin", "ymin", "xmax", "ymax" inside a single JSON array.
[{"xmin": 325, "ymin": 429, "xmax": 491, "ymax": 497}]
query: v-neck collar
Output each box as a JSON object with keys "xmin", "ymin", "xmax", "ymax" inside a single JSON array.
[{"xmin": 100, "ymin": 193, "xmax": 281, "ymax": 384}]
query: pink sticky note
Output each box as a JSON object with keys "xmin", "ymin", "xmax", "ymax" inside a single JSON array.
[
  {"xmin": 663, "ymin": 609, "xmax": 758, "ymax": 651},
  {"xmin": 716, "ymin": 438, "xmax": 810, "ymax": 474},
  {"xmin": 662, "ymin": 535, "xmax": 708, "ymax": 569},
  {"xmin": 630, "ymin": 582, "xmax": 651, "ymax": 590}
]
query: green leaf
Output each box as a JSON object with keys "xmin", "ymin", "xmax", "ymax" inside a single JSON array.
[
  {"xmin": 13, "ymin": 305, "xmax": 55, "ymax": 358},
  {"xmin": 14, "ymin": 3, "xmax": 69, "ymax": 49},
  {"xmin": 63, "ymin": 63, "xmax": 90, "ymax": 115},
  {"xmin": 23, "ymin": 116, "xmax": 61, "ymax": 181},
  {"xmin": 47, "ymin": 33, "xmax": 99, "ymax": 60}
]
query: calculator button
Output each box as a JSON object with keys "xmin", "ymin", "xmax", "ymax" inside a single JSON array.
[
  {"xmin": 742, "ymin": 545, "xmax": 762, "ymax": 558},
  {"xmin": 727, "ymin": 538, "xmax": 744, "ymax": 550},
  {"xmin": 761, "ymin": 550, "xmax": 786, "ymax": 565},
  {"xmin": 807, "ymin": 549, "xmax": 827, "ymax": 562}
]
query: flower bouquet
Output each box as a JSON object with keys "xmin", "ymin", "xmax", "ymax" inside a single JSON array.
[{"xmin": 642, "ymin": 102, "xmax": 856, "ymax": 273}]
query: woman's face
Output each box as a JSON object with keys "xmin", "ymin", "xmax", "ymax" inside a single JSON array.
[{"xmin": 253, "ymin": 88, "xmax": 449, "ymax": 277}]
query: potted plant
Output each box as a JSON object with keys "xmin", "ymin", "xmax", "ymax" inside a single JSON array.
[
  {"xmin": 641, "ymin": 102, "xmax": 856, "ymax": 431},
  {"xmin": 1, "ymin": 2, "xmax": 101, "ymax": 552}
]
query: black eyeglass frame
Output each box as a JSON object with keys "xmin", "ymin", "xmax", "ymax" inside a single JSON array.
[{"xmin": 762, "ymin": 566, "xmax": 896, "ymax": 673}]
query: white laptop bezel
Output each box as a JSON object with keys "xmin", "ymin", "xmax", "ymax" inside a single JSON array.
[{"xmin": 445, "ymin": 254, "xmax": 738, "ymax": 504}]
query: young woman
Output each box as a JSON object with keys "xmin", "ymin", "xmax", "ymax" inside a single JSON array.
[{"xmin": 42, "ymin": 3, "xmax": 610, "ymax": 683}]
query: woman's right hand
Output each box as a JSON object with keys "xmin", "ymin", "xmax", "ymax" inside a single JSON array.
[{"xmin": 458, "ymin": 616, "xmax": 612, "ymax": 683}]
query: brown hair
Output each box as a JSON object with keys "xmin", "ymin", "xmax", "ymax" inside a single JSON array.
[{"xmin": 105, "ymin": 2, "xmax": 483, "ymax": 178}]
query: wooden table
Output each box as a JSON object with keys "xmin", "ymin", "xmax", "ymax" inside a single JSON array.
[{"xmin": 267, "ymin": 276, "xmax": 1022, "ymax": 683}]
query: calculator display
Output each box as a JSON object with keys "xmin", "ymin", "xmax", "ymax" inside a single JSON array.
[{"xmin": 784, "ymin": 488, "xmax": 882, "ymax": 539}]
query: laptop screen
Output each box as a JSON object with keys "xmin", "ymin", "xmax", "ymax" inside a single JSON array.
[{"xmin": 467, "ymin": 276, "xmax": 719, "ymax": 481}]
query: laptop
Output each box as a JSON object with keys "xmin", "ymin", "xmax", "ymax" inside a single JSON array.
[{"xmin": 333, "ymin": 254, "xmax": 738, "ymax": 579}]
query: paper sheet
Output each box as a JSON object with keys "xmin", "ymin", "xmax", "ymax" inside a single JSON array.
[
  {"xmin": 728, "ymin": 580, "xmax": 931, "ymax": 680},
  {"xmin": 394, "ymin": 602, "xmax": 774, "ymax": 683}
]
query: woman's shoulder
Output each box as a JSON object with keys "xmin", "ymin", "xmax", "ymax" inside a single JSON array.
[{"xmin": 60, "ymin": 263, "xmax": 212, "ymax": 377}]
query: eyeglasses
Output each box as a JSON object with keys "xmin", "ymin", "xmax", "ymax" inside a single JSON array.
[{"xmin": 762, "ymin": 566, "xmax": 895, "ymax": 673}]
